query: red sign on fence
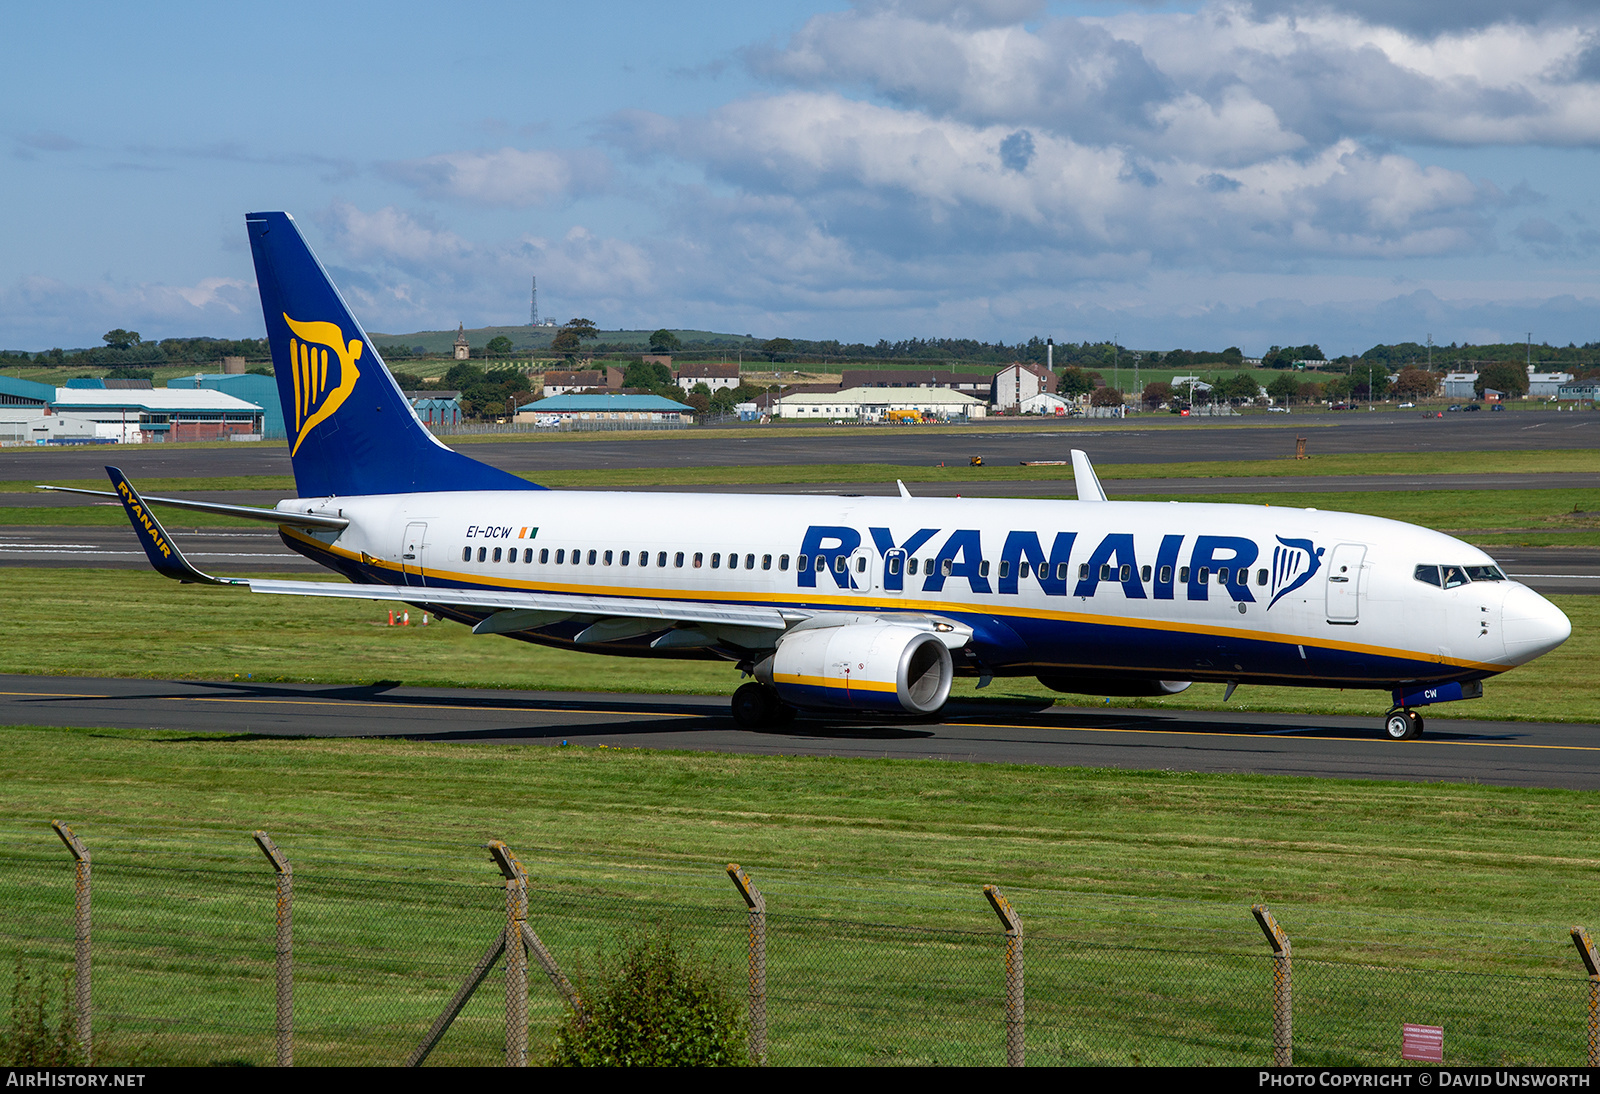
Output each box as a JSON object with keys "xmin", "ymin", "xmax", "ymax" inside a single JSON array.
[{"xmin": 1402, "ymin": 1023, "xmax": 1444, "ymax": 1062}]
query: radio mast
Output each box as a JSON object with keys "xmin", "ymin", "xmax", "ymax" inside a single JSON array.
[{"xmin": 529, "ymin": 276, "xmax": 538, "ymax": 328}]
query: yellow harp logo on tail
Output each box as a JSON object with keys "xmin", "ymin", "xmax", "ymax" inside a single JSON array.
[{"xmin": 284, "ymin": 313, "xmax": 363, "ymax": 456}]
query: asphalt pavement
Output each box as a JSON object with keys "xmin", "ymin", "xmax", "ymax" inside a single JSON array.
[{"xmin": 2, "ymin": 675, "xmax": 1594, "ymax": 789}]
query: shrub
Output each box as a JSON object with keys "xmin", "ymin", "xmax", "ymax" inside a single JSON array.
[
  {"xmin": 1, "ymin": 955, "xmax": 83, "ymax": 1066},
  {"xmin": 547, "ymin": 929, "xmax": 746, "ymax": 1067}
]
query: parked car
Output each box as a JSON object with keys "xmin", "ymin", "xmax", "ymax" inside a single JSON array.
[
  {"xmin": 1447, "ymin": 404, "xmax": 1462, "ymax": 412},
  {"xmin": 1268, "ymin": 406, "xmax": 1290, "ymax": 413},
  {"xmin": 1490, "ymin": 403, "xmax": 1505, "ymax": 411},
  {"xmin": 1463, "ymin": 403, "xmax": 1483, "ymax": 413},
  {"xmin": 1398, "ymin": 401, "xmax": 1415, "ymax": 409}
]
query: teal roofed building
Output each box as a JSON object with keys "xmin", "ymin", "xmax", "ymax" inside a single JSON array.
[
  {"xmin": 516, "ymin": 393, "xmax": 694, "ymax": 426},
  {"xmin": 167, "ymin": 373, "xmax": 284, "ymax": 439}
]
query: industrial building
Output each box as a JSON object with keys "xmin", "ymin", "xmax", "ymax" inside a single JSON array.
[{"xmin": 772, "ymin": 386, "xmax": 986, "ymax": 422}]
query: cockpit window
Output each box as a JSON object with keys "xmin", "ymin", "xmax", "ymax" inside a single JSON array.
[{"xmin": 1416, "ymin": 563, "xmax": 1507, "ymax": 588}]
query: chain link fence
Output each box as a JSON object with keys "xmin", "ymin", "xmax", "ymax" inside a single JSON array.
[{"xmin": 1, "ymin": 829, "xmax": 1593, "ymax": 1067}]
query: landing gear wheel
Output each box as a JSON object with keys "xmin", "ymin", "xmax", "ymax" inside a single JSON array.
[
  {"xmin": 1384, "ymin": 708, "xmax": 1420, "ymax": 741},
  {"xmin": 731, "ymin": 683, "xmax": 792, "ymax": 730}
]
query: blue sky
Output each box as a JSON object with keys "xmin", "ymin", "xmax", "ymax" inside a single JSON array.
[{"xmin": 7, "ymin": 1, "xmax": 1600, "ymax": 353}]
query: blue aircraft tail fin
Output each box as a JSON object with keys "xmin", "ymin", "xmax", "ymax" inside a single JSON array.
[{"xmin": 245, "ymin": 211, "xmax": 541, "ymax": 497}]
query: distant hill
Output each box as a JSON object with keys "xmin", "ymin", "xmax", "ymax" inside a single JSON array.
[{"xmin": 365, "ymin": 325, "xmax": 760, "ymax": 355}]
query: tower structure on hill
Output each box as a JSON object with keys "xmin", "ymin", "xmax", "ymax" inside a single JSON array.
[{"xmin": 529, "ymin": 276, "xmax": 538, "ymax": 328}]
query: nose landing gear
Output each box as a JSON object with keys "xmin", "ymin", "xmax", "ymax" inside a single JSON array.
[{"xmin": 1384, "ymin": 708, "xmax": 1424, "ymax": 740}]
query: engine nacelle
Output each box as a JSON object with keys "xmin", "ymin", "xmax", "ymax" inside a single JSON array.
[
  {"xmin": 1036, "ymin": 672, "xmax": 1192, "ymax": 697},
  {"xmin": 755, "ymin": 622, "xmax": 954, "ymax": 715}
]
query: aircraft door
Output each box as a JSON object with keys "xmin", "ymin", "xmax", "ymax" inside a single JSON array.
[
  {"xmin": 1325, "ymin": 543, "xmax": 1365, "ymax": 622},
  {"xmin": 401, "ymin": 521, "xmax": 428, "ymax": 587},
  {"xmin": 849, "ymin": 546, "xmax": 874, "ymax": 594}
]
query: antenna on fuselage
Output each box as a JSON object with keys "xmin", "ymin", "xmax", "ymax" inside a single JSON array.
[{"xmin": 1071, "ymin": 449, "xmax": 1107, "ymax": 502}]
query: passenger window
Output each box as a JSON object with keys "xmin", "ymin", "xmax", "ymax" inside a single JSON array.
[
  {"xmin": 909, "ymin": 558, "xmax": 919, "ymax": 575},
  {"xmin": 1235, "ymin": 569, "xmax": 1247, "ymax": 587},
  {"xmin": 1099, "ymin": 564, "xmax": 1112, "ymax": 580},
  {"xmin": 588, "ymin": 550, "xmax": 598, "ymax": 565},
  {"xmin": 478, "ymin": 547, "xmax": 487, "ymax": 562},
  {"xmin": 1197, "ymin": 567, "xmax": 1209, "ymax": 583},
  {"xmin": 620, "ymin": 551, "xmax": 629, "ymax": 566},
  {"xmin": 835, "ymin": 556, "xmax": 847, "ymax": 574},
  {"xmin": 779, "ymin": 555, "xmax": 789, "ymax": 571},
  {"xmin": 1217, "ymin": 567, "xmax": 1229, "ymax": 584},
  {"xmin": 1256, "ymin": 568, "xmax": 1267, "ymax": 586},
  {"xmin": 762, "ymin": 554, "xmax": 772, "ymax": 571},
  {"xmin": 1179, "ymin": 566, "xmax": 1189, "ymax": 583},
  {"xmin": 462, "ymin": 547, "xmax": 471, "ymax": 562},
  {"xmin": 1142, "ymin": 566, "xmax": 1151, "ymax": 582},
  {"xmin": 1118, "ymin": 564, "xmax": 1131, "ymax": 582},
  {"xmin": 856, "ymin": 556, "xmax": 866, "ymax": 573},
  {"xmin": 659, "ymin": 552, "xmax": 669, "ymax": 567},
  {"xmin": 997, "ymin": 560, "xmax": 1009, "ymax": 579},
  {"xmin": 746, "ymin": 554, "xmax": 756, "ymax": 569},
  {"xmin": 888, "ymin": 556, "xmax": 902, "ymax": 575},
  {"xmin": 572, "ymin": 550, "xmax": 581, "ymax": 565},
  {"xmin": 540, "ymin": 549, "xmax": 549, "ymax": 564},
  {"xmin": 1056, "ymin": 562, "xmax": 1069, "ymax": 581},
  {"xmin": 711, "ymin": 553, "xmax": 721, "ymax": 569},
  {"xmin": 797, "ymin": 554, "xmax": 809, "ymax": 571},
  {"xmin": 728, "ymin": 553, "xmax": 737, "ymax": 570},
  {"xmin": 923, "ymin": 558, "xmax": 934, "ymax": 574},
  {"xmin": 941, "ymin": 558, "xmax": 953, "ymax": 577},
  {"xmin": 603, "ymin": 550, "xmax": 613, "ymax": 566},
  {"xmin": 1079, "ymin": 564, "xmax": 1089, "ymax": 580},
  {"xmin": 675, "ymin": 552, "xmax": 684, "ymax": 567},
  {"xmin": 979, "ymin": 560, "xmax": 990, "ymax": 577},
  {"xmin": 555, "ymin": 549, "xmax": 565, "ymax": 564},
  {"xmin": 636, "ymin": 551, "xmax": 646, "ymax": 567},
  {"xmin": 493, "ymin": 548, "xmax": 502, "ymax": 562},
  {"xmin": 694, "ymin": 552, "xmax": 704, "ymax": 568},
  {"xmin": 1160, "ymin": 566, "xmax": 1172, "ymax": 584},
  {"xmin": 819, "ymin": 556, "xmax": 829, "ymax": 573}
]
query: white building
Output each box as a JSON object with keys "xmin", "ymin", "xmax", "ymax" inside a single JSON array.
[
  {"xmin": 773, "ymin": 386, "xmax": 986, "ymax": 422},
  {"xmin": 1019, "ymin": 392, "xmax": 1075, "ymax": 416},
  {"xmin": 991, "ymin": 362, "xmax": 1055, "ymax": 413}
]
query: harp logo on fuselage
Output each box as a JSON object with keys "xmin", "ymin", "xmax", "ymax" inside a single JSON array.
[{"xmin": 283, "ymin": 313, "xmax": 363, "ymax": 456}]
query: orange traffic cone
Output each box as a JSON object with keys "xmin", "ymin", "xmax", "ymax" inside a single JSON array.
[
  {"xmin": 387, "ymin": 610, "xmax": 395, "ymax": 626},
  {"xmin": 402, "ymin": 611, "xmax": 410, "ymax": 625}
]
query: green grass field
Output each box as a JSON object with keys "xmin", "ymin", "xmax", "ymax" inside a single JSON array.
[{"xmin": 1, "ymin": 722, "xmax": 1595, "ymax": 1065}]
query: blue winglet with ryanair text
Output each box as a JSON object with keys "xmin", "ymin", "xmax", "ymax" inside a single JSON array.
[
  {"xmin": 245, "ymin": 211, "xmax": 542, "ymax": 498},
  {"xmin": 106, "ymin": 466, "xmax": 235, "ymax": 586}
]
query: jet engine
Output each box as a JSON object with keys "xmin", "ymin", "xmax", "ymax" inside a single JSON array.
[{"xmin": 754, "ymin": 622, "xmax": 954, "ymax": 715}]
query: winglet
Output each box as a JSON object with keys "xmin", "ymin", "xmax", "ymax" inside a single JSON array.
[
  {"xmin": 1070, "ymin": 449, "xmax": 1107, "ymax": 502},
  {"xmin": 104, "ymin": 466, "xmax": 233, "ymax": 585},
  {"xmin": 897, "ymin": 479, "xmax": 913, "ymax": 499}
]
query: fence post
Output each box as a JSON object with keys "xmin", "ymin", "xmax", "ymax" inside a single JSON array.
[
  {"xmin": 252, "ymin": 832, "xmax": 293, "ymax": 1067},
  {"xmin": 51, "ymin": 820, "xmax": 91, "ymax": 1064},
  {"xmin": 487, "ymin": 841, "xmax": 529, "ymax": 1067},
  {"xmin": 1252, "ymin": 904, "xmax": 1293, "ymax": 1067},
  {"xmin": 727, "ymin": 864, "xmax": 767, "ymax": 1066},
  {"xmin": 1571, "ymin": 927, "xmax": 1600, "ymax": 1067},
  {"xmin": 983, "ymin": 885, "xmax": 1024, "ymax": 1067}
]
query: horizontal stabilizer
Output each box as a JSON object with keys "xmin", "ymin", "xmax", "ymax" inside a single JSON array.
[{"xmin": 37, "ymin": 484, "xmax": 348, "ymax": 530}]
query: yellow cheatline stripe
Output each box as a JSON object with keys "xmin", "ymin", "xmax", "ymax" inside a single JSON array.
[
  {"xmin": 961, "ymin": 721, "xmax": 1600, "ymax": 753},
  {"xmin": 773, "ymin": 672, "xmax": 898, "ymax": 693},
  {"xmin": 0, "ymin": 691, "xmax": 110, "ymax": 699},
  {"xmin": 278, "ymin": 529, "xmax": 1504, "ymax": 673}
]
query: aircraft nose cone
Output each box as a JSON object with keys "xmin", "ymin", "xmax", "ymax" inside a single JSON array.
[{"xmin": 1501, "ymin": 584, "xmax": 1571, "ymax": 665}]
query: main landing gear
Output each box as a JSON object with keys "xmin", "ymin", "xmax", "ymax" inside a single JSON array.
[
  {"xmin": 1383, "ymin": 708, "xmax": 1425, "ymax": 741},
  {"xmin": 731, "ymin": 682, "xmax": 797, "ymax": 730}
]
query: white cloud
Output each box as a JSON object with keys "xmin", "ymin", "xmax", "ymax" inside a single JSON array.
[{"xmin": 382, "ymin": 147, "xmax": 610, "ymax": 207}]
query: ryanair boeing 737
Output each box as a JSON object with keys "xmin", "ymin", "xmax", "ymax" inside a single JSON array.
[{"xmin": 43, "ymin": 212, "xmax": 1572, "ymax": 740}]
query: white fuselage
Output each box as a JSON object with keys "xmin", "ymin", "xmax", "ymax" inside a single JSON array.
[{"xmin": 275, "ymin": 489, "xmax": 1571, "ymax": 689}]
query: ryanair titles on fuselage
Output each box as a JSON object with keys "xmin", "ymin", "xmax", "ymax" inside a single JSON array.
[{"xmin": 798, "ymin": 524, "xmax": 1323, "ymax": 606}]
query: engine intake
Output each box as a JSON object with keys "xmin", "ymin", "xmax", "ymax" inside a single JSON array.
[{"xmin": 755, "ymin": 622, "xmax": 954, "ymax": 715}]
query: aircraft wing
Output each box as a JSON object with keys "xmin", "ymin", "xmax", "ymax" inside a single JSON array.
[{"xmin": 95, "ymin": 464, "xmax": 800, "ymax": 640}]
